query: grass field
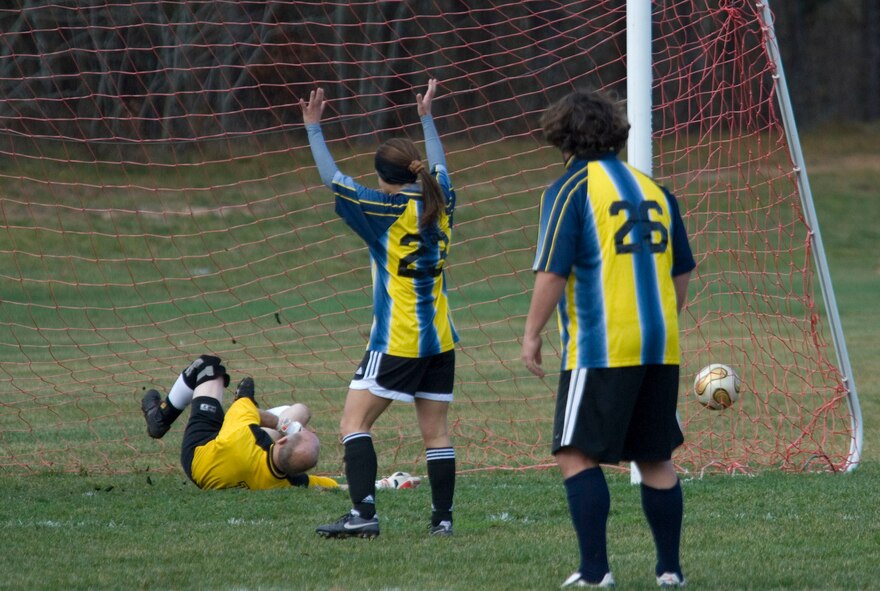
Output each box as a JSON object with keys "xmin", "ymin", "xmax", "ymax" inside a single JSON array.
[{"xmin": 1, "ymin": 122, "xmax": 879, "ymax": 590}]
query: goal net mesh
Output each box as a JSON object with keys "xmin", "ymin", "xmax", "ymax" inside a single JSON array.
[{"xmin": 0, "ymin": 1, "xmax": 855, "ymax": 476}]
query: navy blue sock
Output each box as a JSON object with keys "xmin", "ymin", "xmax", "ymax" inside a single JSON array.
[
  {"xmin": 343, "ymin": 432, "xmax": 377, "ymax": 519},
  {"xmin": 426, "ymin": 447, "xmax": 456, "ymax": 524},
  {"xmin": 641, "ymin": 480, "xmax": 684, "ymax": 578},
  {"xmin": 564, "ymin": 467, "xmax": 610, "ymax": 582}
]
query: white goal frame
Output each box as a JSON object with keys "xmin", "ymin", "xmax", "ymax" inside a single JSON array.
[{"xmin": 627, "ymin": 0, "xmax": 863, "ymax": 483}]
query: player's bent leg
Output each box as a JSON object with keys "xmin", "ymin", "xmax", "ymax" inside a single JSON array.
[
  {"xmin": 284, "ymin": 403, "xmax": 311, "ymax": 427},
  {"xmin": 193, "ymin": 376, "xmax": 225, "ymax": 402}
]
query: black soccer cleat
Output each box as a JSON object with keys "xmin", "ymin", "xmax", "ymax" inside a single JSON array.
[
  {"xmin": 316, "ymin": 511, "xmax": 380, "ymax": 539},
  {"xmin": 141, "ymin": 389, "xmax": 171, "ymax": 439},
  {"xmin": 428, "ymin": 520, "xmax": 453, "ymax": 536},
  {"xmin": 233, "ymin": 376, "xmax": 256, "ymax": 405}
]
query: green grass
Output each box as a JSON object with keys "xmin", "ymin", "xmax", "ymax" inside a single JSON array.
[
  {"xmin": 1, "ymin": 467, "xmax": 878, "ymax": 590},
  {"xmin": 1, "ymin": 122, "xmax": 879, "ymax": 589}
]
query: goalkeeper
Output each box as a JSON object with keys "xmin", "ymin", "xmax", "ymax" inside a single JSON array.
[{"xmin": 141, "ymin": 355, "xmax": 338, "ymax": 491}]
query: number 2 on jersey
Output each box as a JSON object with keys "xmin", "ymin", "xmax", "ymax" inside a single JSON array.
[{"xmin": 397, "ymin": 232, "xmax": 449, "ymax": 278}]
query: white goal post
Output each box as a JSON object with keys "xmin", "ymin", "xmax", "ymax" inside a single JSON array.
[{"xmin": 627, "ymin": 0, "xmax": 862, "ymax": 484}]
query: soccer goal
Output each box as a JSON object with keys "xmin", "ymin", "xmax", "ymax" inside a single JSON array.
[{"xmin": 0, "ymin": 1, "xmax": 860, "ymax": 476}]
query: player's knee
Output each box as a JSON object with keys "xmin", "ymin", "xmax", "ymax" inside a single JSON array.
[
  {"xmin": 193, "ymin": 376, "xmax": 225, "ymax": 400},
  {"xmin": 287, "ymin": 402, "xmax": 311, "ymax": 426}
]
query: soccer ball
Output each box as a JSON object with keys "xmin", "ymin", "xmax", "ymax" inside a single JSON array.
[{"xmin": 693, "ymin": 363, "xmax": 741, "ymax": 410}]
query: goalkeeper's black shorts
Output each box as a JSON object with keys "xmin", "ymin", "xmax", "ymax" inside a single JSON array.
[{"xmin": 180, "ymin": 397, "xmax": 224, "ymax": 482}]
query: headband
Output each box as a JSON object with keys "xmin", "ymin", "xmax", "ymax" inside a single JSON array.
[{"xmin": 375, "ymin": 154, "xmax": 418, "ymax": 185}]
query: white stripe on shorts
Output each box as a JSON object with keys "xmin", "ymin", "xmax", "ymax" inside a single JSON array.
[
  {"xmin": 365, "ymin": 351, "xmax": 382, "ymax": 379},
  {"xmin": 561, "ymin": 367, "xmax": 588, "ymax": 447}
]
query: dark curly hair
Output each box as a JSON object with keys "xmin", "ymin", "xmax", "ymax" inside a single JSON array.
[{"xmin": 540, "ymin": 89, "xmax": 630, "ymax": 160}]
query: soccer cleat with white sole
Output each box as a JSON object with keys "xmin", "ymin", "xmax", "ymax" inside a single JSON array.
[
  {"xmin": 561, "ymin": 572, "xmax": 615, "ymax": 588},
  {"xmin": 316, "ymin": 511, "xmax": 379, "ymax": 539},
  {"xmin": 428, "ymin": 520, "xmax": 453, "ymax": 536},
  {"xmin": 656, "ymin": 572, "xmax": 686, "ymax": 588}
]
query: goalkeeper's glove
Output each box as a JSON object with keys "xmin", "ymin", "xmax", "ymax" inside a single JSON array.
[
  {"xmin": 181, "ymin": 355, "xmax": 229, "ymax": 389},
  {"xmin": 277, "ymin": 416, "xmax": 303, "ymax": 435}
]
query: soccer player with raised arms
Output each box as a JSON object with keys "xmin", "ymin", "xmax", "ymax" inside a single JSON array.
[
  {"xmin": 300, "ymin": 78, "xmax": 458, "ymax": 538},
  {"xmin": 521, "ymin": 89, "xmax": 695, "ymax": 587}
]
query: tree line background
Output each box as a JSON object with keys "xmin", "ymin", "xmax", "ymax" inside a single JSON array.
[{"xmin": 0, "ymin": 0, "xmax": 876, "ymax": 145}]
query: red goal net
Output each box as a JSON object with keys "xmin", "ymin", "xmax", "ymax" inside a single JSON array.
[{"xmin": 0, "ymin": 1, "xmax": 856, "ymax": 476}]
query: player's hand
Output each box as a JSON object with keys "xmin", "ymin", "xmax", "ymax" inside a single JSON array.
[
  {"xmin": 300, "ymin": 88, "xmax": 326, "ymax": 125},
  {"xmin": 416, "ymin": 78, "xmax": 437, "ymax": 117},
  {"xmin": 181, "ymin": 355, "xmax": 229, "ymax": 389},
  {"xmin": 521, "ymin": 334, "xmax": 545, "ymax": 378}
]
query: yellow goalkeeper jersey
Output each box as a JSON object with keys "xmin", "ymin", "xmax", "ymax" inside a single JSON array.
[{"xmin": 190, "ymin": 398, "xmax": 337, "ymax": 490}]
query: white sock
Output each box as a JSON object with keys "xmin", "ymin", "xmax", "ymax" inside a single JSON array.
[{"xmin": 167, "ymin": 374, "xmax": 194, "ymax": 409}]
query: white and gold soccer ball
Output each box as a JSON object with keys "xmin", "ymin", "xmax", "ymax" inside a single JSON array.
[{"xmin": 693, "ymin": 363, "xmax": 741, "ymax": 410}]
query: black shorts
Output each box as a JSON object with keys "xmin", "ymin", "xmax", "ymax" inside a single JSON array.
[
  {"xmin": 350, "ymin": 349, "xmax": 455, "ymax": 402},
  {"xmin": 551, "ymin": 365, "xmax": 684, "ymax": 463},
  {"xmin": 180, "ymin": 397, "xmax": 225, "ymax": 482}
]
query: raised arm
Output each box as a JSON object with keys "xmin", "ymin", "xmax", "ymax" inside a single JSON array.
[
  {"xmin": 299, "ymin": 88, "xmax": 340, "ymax": 188},
  {"xmin": 416, "ymin": 78, "xmax": 447, "ymax": 169}
]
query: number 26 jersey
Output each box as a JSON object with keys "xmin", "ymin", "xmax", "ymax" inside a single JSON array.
[{"xmin": 533, "ymin": 155, "xmax": 695, "ymax": 370}]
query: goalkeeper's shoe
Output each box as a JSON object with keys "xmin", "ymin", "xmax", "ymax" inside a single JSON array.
[
  {"xmin": 561, "ymin": 572, "xmax": 616, "ymax": 588},
  {"xmin": 316, "ymin": 510, "xmax": 379, "ymax": 539},
  {"xmin": 428, "ymin": 520, "xmax": 453, "ymax": 536},
  {"xmin": 656, "ymin": 572, "xmax": 686, "ymax": 588},
  {"xmin": 141, "ymin": 389, "xmax": 177, "ymax": 439},
  {"xmin": 233, "ymin": 376, "xmax": 256, "ymax": 405}
]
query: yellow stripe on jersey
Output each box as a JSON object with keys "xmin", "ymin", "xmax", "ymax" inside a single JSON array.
[
  {"xmin": 587, "ymin": 162, "xmax": 641, "ymax": 366},
  {"xmin": 382, "ymin": 199, "xmax": 455, "ymax": 357}
]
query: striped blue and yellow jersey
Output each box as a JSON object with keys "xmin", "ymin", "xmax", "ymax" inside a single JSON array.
[
  {"xmin": 333, "ymin": 167, "xmax": 458, "ymax": 358},
  {"xmin": 533, "ymin": 155, "xmax": 695, "ymax": 370}
]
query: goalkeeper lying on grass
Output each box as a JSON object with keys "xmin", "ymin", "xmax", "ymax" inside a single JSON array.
[{"xmin": 141, "ymin": 355, "xmax": 338, "ymax": 490}]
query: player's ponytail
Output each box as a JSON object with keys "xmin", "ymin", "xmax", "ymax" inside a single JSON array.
[
  {"xmin": 410, "ymin": 159, "xmax": 444, "ymax": 230},
  {"xmin": 375, "ymin": 138, "xmax": 444, "ymax": 230}
]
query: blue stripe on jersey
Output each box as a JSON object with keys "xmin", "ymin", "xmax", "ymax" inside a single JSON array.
[
  {"xmin": 369, "ymin": 233, "xmax": 391, "ymax": 352},
  {"xmin": 574, "ymin": 238, "xmax": 609, "ymax": 368},
  {"xmin": 604, "ymin": 160, "xmax": 665, "ymax": 364},
  {"xmin": 413, "ymin": 199, "xmax": 442, "ymax": 355}
]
